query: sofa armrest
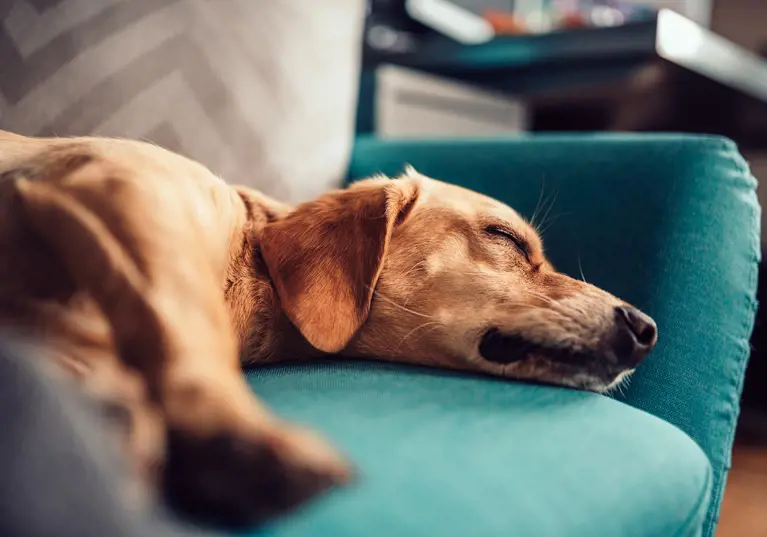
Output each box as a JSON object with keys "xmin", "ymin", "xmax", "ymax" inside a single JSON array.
[{"xmin": 348, "ymin": 134, "xmax": 760, "ymax": 537}]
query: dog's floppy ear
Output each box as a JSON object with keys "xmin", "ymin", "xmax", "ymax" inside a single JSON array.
[{"xmin": 260, "ymin": 177, "xmax": 420, "ymax": 353}]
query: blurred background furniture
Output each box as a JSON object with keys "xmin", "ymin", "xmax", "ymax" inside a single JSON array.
[{"xmin": 358, "ymin": 2, "xmax": 767, "ymax": 149}]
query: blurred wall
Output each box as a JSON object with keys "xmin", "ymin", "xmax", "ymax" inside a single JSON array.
[
  {"xmin": 712, "ymin": 0, "xmax": 767, "ymax": 235},
  {"xmin": 712, "ymin": 0, "xmax": 767, "ymax": 50}
]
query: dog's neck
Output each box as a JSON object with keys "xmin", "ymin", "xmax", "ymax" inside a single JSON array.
[{"xmin": 224, "ymin": 191, "xmax": 319, "ymax": 365}]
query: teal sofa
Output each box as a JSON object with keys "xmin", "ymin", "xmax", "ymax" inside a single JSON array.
[{"xmin": 245, "ymin": 134, "xmax": 760, "ymax": 537}]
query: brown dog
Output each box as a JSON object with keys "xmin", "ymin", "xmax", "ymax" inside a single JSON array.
[{"xmin": 0, "ymin": 131, "xmax": 657, "ymax": 525}]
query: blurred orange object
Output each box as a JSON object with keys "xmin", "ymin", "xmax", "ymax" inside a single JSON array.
[
  {"xmin": 560, "ymin": 11, "xmax": 589, "ymax": 29},
  {"xmin": 483, "ymin": 9, "xmax": 527, "ymax": 35}
]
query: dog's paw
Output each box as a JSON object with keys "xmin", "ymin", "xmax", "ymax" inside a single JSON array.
[{"xmin": 163, "ymin": 423, "xmax": 352, "ymax": 528}]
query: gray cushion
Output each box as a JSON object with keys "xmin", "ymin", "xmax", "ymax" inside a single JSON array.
[{"xmin": 0, "ymin": 0, "xmax": 364, "ymax": 203}]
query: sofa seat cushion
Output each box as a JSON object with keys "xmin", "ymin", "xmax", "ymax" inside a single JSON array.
[{"xmin": 244, "ymin": 362, "xmax": 711, "ymax": 537}]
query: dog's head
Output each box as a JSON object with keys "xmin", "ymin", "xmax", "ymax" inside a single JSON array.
[{"xmin": 260, "ymin": 169, "xmax": 656, "ymax": 392}]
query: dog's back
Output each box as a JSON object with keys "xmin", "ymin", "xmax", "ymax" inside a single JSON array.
[
  {"xmin": 0, "ymin": 132, "xmax": 246, "ymax": 375},
  {"xmin": 0, "ymin": 131, "xmax": 351, "ymax": 524},
  {"xmin": 0, "ymin": 133, "xmax": 104, "ymax": 374}
]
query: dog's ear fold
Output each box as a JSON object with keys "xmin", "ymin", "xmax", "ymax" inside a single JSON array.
[{"xmin": 260, "ymin": 178, "xmax": 420, "ymax": 353}]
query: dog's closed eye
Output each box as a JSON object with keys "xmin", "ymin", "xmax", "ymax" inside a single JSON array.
[{"xmin": 484, "ymin": 224, "xmax": 532, "ymax": 264}]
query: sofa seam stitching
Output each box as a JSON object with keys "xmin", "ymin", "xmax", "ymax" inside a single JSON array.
[{"xmin": 702, "ymin": 153, "xmax": 760, "ymax": 537}]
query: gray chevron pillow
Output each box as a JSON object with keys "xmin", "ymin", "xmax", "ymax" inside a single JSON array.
[{"xmin": 0, "ymin": 0, "xmax": 364, "ymax": 203}]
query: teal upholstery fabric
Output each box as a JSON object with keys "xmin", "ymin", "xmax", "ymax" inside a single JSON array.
[
  {"xmin": 242, "ymin": 134, "xmax": 758, "ymax": 537},
  {"xmin": 246, "ymin": 363, "xmax": 711, "ymax": 537}
]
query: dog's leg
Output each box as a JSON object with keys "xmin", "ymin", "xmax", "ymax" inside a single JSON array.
[{"xmin": 13, "ymin": 176, "xmax": 349, "ymax": 526}]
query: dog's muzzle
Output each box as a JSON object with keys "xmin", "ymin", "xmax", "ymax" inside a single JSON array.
[{"xmin": 479, "ymin": 305, "xmax": 658, "ymax": 369}]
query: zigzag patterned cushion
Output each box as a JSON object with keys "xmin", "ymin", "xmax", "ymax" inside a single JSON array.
[{"xmin": 0, "ymin": 0, "xmax": 364, "ymax": 203}]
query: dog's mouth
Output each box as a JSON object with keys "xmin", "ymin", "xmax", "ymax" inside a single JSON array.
[
  {"xmin": 479, "ymin": 329, "xmax": 597, "ymax": 367},
  {"xmin": 478, "ymin": 329, "xmax": 627, "ymax": 391}
]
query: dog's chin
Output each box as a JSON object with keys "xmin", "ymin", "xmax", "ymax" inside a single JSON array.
[
  {"xmin": 477, "ymin": 329, "xmax": 633, "ymax": 393},
  {"xmin": 602, "ymin": 368, "xmax": 635, "ymax": 392},
  {"xmin": 559, "ymin": 369, "xmax": 635, "ymax": 393}
]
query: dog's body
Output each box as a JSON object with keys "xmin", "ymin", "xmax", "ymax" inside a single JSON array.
[
  {"xmin": 0, "ymin": 131, "xmax": 657, "ymax": 526},
  {"xmin": 0, "ymin": 131, "xmax": 346, "ymax": 523}
]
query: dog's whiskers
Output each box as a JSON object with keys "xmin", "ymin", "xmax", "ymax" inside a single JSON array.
[
  {"xmin": 528, "ymin": 179, "xmax": 547, "ymax": 229},
  {"xmin": 396, "ymin": 321, "xmax": 443, "ymax": 351},
  {"xmin": 525, "ymin": 290, "xmax": 558, "ymax": 307},
  {"xmin": 604, "ymin": 370, "xmax": 633, "ymax": 397},
  {"xmin": 368, "ymin": 287, "xmax": 434, "ymax": 319},
  {"xmin": 534, "ymin": 191, "xmax": 559, "ymax": 234},
  {"xmin": 400, "ymin": 261, "xmax": 429, "ymax": 305},
  {"xmin": 618, "ymin": 373, "xmax": 633, "ymax": 396},
  {"xmin": 537, "ymin": 211, "xmax": 572, "ymax": 236},
  {"xmin": 577, "ymin": 256, "xmax": 588, "ymax": 284},
  {"xmin": 401, "ymin": 260, "xmax": 429, "ymax": 280}
]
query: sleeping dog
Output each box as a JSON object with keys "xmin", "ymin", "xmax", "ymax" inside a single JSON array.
[{"xmin": 0, "ymin": 131, "xmax": 656, "ymax": 525}]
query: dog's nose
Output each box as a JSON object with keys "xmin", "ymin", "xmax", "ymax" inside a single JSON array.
[{"xmin": 612, "ymin": 306, "xmax": 658, "ymax": 367}]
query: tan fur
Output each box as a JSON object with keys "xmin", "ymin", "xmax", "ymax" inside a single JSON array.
[
  {"xmin": 0, "ymin": 132, "xmax": 347, "ymax": 525},
  {"xmin": 0, "ymin": 131, "xmax": 655, "ymax": 525}
]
